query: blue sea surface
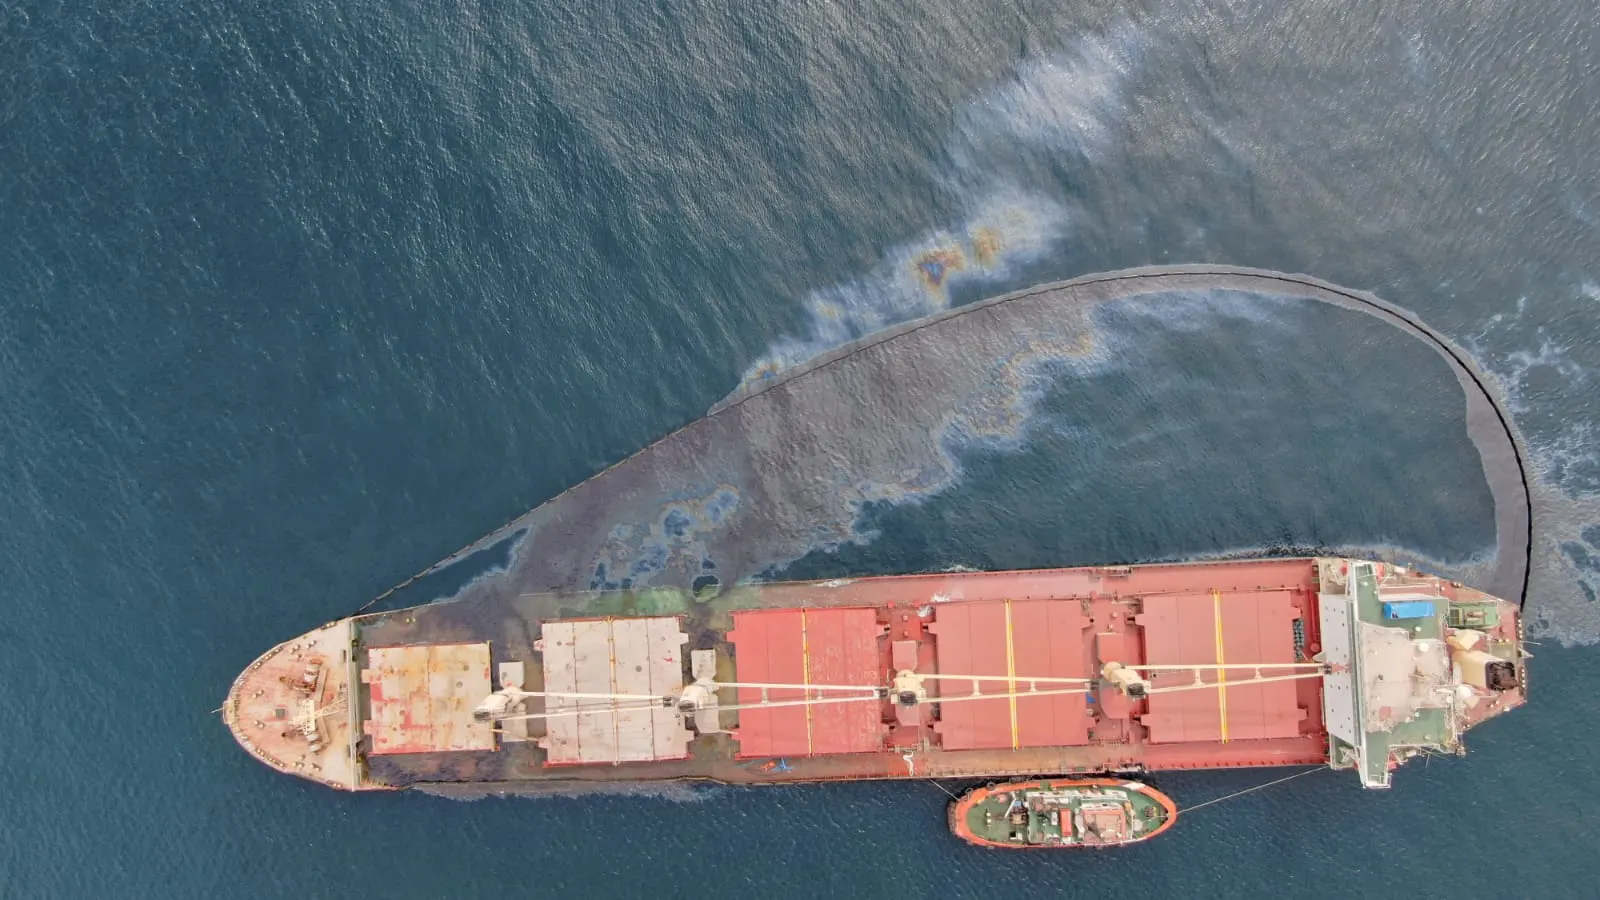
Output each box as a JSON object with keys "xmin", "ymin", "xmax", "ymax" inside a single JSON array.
[{"xmin": 2, "ymin": 2, "xmax": 1598, "ymax": 897}]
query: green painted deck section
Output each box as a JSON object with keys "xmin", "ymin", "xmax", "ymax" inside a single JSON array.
[
  {"xmin": 1353, "ymin": 569, "xmax": 1442, "ymax": 641},
  {"xmin": 1351, "ymin": 565, "xmax": 1456, "ymax": 786}
]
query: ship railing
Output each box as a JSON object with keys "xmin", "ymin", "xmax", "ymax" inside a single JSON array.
[
  {"xmin": 1140, "ymin": 671, "xmax": 1327, "ymax": 695},
  {"xmin": 918, "ymin": 673, "xmax": 1093, "ymax": 696},
  {"xmin": 1125, "ymin": 663, "xmax": 1325, "ymax": 671},
  {"xmin": 487, "ymin": 691, "xmax": 888, "ymax": 726},
  {"xmin": 507, "ymin": 689, "xmax": 680, "ymax": 702},
  {"xmin": 712, "ymin": 681, "xmax": 884, "ymax": 698},
  {"xmin": 480, "ymin": 665, "xmax": 1331, "ymax": 734}
]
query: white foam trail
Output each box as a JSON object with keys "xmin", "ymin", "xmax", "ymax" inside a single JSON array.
[{"xmin": 939, "ymin": 27, "xmax": 1141, "ymax": 192}]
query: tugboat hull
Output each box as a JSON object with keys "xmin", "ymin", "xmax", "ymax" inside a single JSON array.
[{"xmin": 948, "ymin": 778, "xmax": 1178, "ymax": 849}]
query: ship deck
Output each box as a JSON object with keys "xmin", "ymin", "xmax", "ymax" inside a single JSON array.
[
  {"xmin": 222, "ymin": 619, "xmax": 361, "ymax": 789},
  {"xmin": 352, "ymin": 558, "xmax": 1333, "ymax": 789}
]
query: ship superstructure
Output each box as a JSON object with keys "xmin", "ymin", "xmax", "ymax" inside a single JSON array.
[{"xmin": 222, "ymin": 557, "xmax": 1525, "ymax": 794}]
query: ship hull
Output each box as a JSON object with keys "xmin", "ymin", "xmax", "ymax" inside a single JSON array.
[{"xmin": 221, "ymin": 556, "xmax": 1525, "ymax": 793}]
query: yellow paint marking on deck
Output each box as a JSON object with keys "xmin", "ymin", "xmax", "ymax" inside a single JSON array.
[
  {"xmin": 800, "ymin": 609, "xmax": 814, "ymax": 756},
  {"xmin": 1005, "ymin": 598, "xmax": 1019, "ymax": 750},
  {"xmin": 1212, "ymin": 590, "xmax": 1230, "ymax": 743},
  {"xmin": 607, "ymin": 617, "xmax": 621, "ymax": 758}
]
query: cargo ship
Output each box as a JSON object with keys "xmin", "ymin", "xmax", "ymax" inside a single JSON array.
[{"xmin": 222, "ymin": 556, "xmax": 1525, "ymax": 807}]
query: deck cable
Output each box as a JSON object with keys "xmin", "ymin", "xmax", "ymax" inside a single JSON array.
[{"xmin": 1177, "ymin": 766, "xmax": 1324, "ymax": 815}]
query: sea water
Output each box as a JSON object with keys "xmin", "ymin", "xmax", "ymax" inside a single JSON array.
[{"xmin": 2, "ymin": 2, "xmax": 1597, "ymax": 896}]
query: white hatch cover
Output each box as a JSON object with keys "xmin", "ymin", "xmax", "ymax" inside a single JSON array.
[{"xmin": 538, "ymin": 617, "xmax": 692, "ymax": 765}]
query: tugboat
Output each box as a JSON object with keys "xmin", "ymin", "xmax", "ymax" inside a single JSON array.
[{"xmin": 948, "ymin": 779, "xmax": 1178, "ymax": 849}]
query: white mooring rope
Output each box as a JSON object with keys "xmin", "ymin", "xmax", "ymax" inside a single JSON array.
[{"xmin": 1179, "ymin": 766, "xmax": 1324, "ymax": 814}]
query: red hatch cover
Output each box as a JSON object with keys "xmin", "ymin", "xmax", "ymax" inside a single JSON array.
[
  {"xmin": 1139, "ymin": 590, "xmax": 1305, "ymax": 744},
  {"xmin": 929, "ymin": 599, "xmax": 1091, "ymax": 751},
  {"xmin": 728, "ymin": 607, "xmax": 885, "ymax": 758}
]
